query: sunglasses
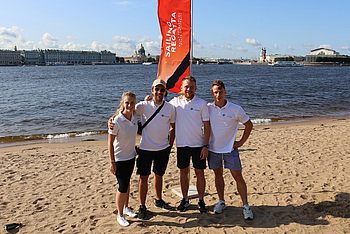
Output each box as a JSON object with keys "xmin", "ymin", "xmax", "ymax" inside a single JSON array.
[{"xmin": 155, "ymin": 87, "xmax": 166, "ymax": 92}]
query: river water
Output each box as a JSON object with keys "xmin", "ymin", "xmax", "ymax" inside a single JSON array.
[{"xmin": 1, "ymin": 64, "xmax": 349, "ymax": 143}]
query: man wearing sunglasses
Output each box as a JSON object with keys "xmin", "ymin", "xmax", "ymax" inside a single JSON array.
[
  {"xmin": 134, "ymin": 79, "xmax": 176, "ymax": 219},
  {"xmin": 108, "ymin": 79, "xmax": 175, "ymax": 220}
]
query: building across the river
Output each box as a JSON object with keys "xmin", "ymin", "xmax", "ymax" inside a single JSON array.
[
  {"xmin": 124, "ymin": 44, "xmax": 159, "ymax": 64},
  {"xmin": 305, "ymin": 47, "xmax": 350, "ymax": 65},
  {"xmin": 0, "ymin": 46, "xmax": 22, "ymax": 66},
  {"xmin": 0, "ymin": 47, "xmax": 117, "ymax": 66}
]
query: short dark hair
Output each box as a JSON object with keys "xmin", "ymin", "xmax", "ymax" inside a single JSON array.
[
  {"xmin": 211, "ymin": 80, "xmax": 226, "ymax": 90},
  {"xmin": 182, "ymin": 75, "xmax": 196, "ymax": 84}
]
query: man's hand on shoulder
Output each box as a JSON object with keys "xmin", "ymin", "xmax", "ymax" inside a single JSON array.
[
  {"xmin": 107, "ymin": 115, "xmax": 116, "ymax": 130},
  {"xmin": 144, "ymin": 95, "xmax": 152, "ymax": 101}
]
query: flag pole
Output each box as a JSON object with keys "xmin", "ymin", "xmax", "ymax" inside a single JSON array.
[{"xmin": 190, "ymin": 0, "xmax": 193, "ymax": 76}]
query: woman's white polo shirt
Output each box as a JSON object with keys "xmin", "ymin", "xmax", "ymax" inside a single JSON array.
[{"xmin": 108, "ymin": 113, "xmax": 137, "ymax": 161}]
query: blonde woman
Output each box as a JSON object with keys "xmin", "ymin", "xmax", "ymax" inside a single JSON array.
[{"xmin": 108, "ymin": 91, "xmax": 138, "ymax": 227}]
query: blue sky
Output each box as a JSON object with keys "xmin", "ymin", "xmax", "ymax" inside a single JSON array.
[{"xmin": 1, "ymin": 0, "xmax": 349, "ymax": 59}]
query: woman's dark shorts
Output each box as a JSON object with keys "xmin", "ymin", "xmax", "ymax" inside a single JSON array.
[{"xmin": 115, "ymin": 157, "xmax": 135, "ymax": 193}]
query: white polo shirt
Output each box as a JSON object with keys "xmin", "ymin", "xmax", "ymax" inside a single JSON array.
[
  {"xmin": 108, "ymin": 113, "xmax": 137, "ymax": 161},
  {"xmin": 170, "ymin": 95, "xmax": 209, "ymax": 147},
  {"xmin": 136, "ymin": 100, "xmax": 175, "ymax": 151},
  {"xmin": 208, "ymin": 101, "xmax": 249, "ymax": 153}
]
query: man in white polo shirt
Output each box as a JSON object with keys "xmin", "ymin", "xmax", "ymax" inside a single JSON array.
[
  {"xmin": 135, "ymin": 79, "xmax": 175, "ymax": 219},
  {"xmin": 208, "ymin": 79, "xmax": 254, "ymax": 220},
  {"xmin": 108, "ymin": 79, "xmax": 175, "ymax": 220},
  {"xmin": 170, "ymin": 76, "xmax": 210, "ymax": 213}
]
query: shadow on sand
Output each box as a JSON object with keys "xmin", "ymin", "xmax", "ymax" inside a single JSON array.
[{"xmin": 132, "ymin": 192, "xmax": 349, "ymax": 229}]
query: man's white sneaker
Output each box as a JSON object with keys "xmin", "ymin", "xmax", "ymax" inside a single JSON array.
[
  {"xmin": 124, "ymin": 207, "xmax": 137, "ymax": 218},
  {"xmin": 243, "ymin": 206, "xmax": 254, "ymax": 220},
  {"xmin": 117, "ymin": 215, "xmax": 130, "ymax": 227},
  {"xmin": 213, "ymin": 200, "xmax": 226, "ymax": 214}
]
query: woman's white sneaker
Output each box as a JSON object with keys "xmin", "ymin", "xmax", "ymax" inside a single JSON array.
[
  {"xmin": 117, "ymin": 215, "xmax": 130, "ymax": 227},
  {"xmin": 124, "ymin": 207, "xmax": 137, "ymax": 218},
  {"xmin": 213, "ymin": 200, "xmax": 226, "ymax": 214}
]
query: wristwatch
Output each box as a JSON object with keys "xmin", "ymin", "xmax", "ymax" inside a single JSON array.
[{"xmin": 203, "ymin": 144, "xmax": 209, "ymax": 148}]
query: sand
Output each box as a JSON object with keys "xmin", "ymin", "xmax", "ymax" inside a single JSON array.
[{"xmin": 1, "ymin": 118, "xmax": 349, "ymax": 233}]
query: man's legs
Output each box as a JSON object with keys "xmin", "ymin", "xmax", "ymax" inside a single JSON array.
[
  {"xmin": 230, "ymin": 170, "xmax": 248, "ymax": 205},
  {"xmin": 194, "ymin": 168, "xmax": 206, "ymax": 200},
  {"xmin": 180, "ymin": 167, "xmax": 190, "ymax": 198},
  {"xmin": 176, "ymin": 147, "xmax": 192, "ymax": 212},
  {"xmin": 136, "ymin": 149, "xmax": 153, "ymax": 219},
  {"xmin": 213, "ymin": 167, "xmax": 225, "ymax": 201},
  {"xmin": 231, "ymin": 169, "xmax": 253, "ymax": 220},
  {"xmin": 191, "ymin": 147, "xmax": 208, "ymax": 213},
  {"xmin": 153, "ymin": 147, "xmax": 171, "ymax": 201},
  {"xmin": 154, "ymin": 174, "xmax": 163, "ymax": 200},
  {"xmin": 138, "ymin": 175, "xmax": 149, "ymax": 206}
]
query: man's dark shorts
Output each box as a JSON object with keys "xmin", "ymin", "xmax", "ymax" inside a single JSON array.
[
  {"xmin": 136, "ymin": 146, "xmax": 171, "ymax": 176},
  {"xmin": 177, "ymin": 146, "xmax": 206, "ymax": 169}
]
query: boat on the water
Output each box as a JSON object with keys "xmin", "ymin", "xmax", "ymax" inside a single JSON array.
[
  {"xmin": 269, "ymin": 61, "xmax": 304, "ymax": 67},
  {"xmin": 142, "ymin": 62, "xmax": 153, "ymax": 65}
]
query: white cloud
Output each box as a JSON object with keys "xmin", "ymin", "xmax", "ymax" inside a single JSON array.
[
  {"xmin": 62, "ymin": 42, "xmax": 89, "ymax": 51},
  {"xmin": 113, "ymin": 0, "xmax": 130, "ymax": 6},
  {"xmin": 40, "ymin": 32, "xmax": 59, "ymax": 48},
  {"xmin": 245, "ymin": 38, "xmax": 261, "ymax": 47},
  {"xmin": 0, "ymin": 26, "xmax": 156, "ymax": 56},
  {"xmin": 0, "ymin": 26, "xmax": 18, "ymax": 48},
  {"xmin": 190, "ymin": 36, "xmax": 205, "ymax": 53},
  {"xmin": 65, "ymin": 35, "xmax": 76, "ymax": 41},
  {"xmin": 111, "ymin": 36, "xmax": 137, "ymax": 56},
  {"xmin": 141, "ymin": 40, "xmax": 160, "ymax": 55},
  {"xmin": 109, "ymin": 36, "xmax": 160, "ymax": 56},
  {"xmin": 112, "ymin": 35, "xmax": 134, "ymax": 43},
  {"xmin": 91, "ymin": 41, "xmax": 113, "ymax": 52},
  {"xmin": 0, "ymin": 26, "xmax": 37, "ymax": 50},
  {"xmin": 236, "ymin": 46, "xmax": 248, "ymax": 53},
  {"xmin": 0, "ymin": 26, "xmax": 19, "ymax": 38},
  {"xmin": 340, "ymin": 46, "xmax": 350, "ymax": 55}
]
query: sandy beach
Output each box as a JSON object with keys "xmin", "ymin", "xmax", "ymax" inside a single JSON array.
[{"xmin": 1, "ymin": 118, "xmax": 349, "ymax": 234}]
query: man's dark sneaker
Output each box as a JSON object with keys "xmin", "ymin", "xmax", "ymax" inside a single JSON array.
[
  {"xmin": 177, "ymin": 198, "xmax": 190, "ymax": 212},
  {"xmin": 137, "ymin": 205, "xmax": 147, "ymax": 220},
  {"xmin": 154, "ymin": 199, "xmax": 172, "ymax": 210},
  {"xmin": 198, "ymin": 200, "xmax": 208, "ymax": 213}
]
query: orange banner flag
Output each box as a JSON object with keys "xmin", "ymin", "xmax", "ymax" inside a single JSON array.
[{"xmin": 157, "ymin": 0, "xmax": 191, "ymax": 93}]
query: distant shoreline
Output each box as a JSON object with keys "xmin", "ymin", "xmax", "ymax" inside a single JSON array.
[
  {"xmin": 2, "ymin": 61, "xmax": 350, "ymax": 67},
  {"xmin": 1, "ymin": 115, "xmax": 348, "ymax": 149}
]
